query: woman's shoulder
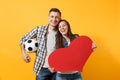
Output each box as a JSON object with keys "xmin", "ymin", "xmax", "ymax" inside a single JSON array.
[{"xmin": 73, "ymin": 34, "xmax": 79, "ymax": 38}]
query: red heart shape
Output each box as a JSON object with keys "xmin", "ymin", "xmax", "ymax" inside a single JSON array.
[{"xmin": 48, "ymin": 36, "xmax": 93, "ymax": 72}]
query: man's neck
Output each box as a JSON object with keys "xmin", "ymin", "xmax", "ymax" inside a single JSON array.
[{"xmin": 48, "ymin": 25, "xmax": 57, "ymax": 31}]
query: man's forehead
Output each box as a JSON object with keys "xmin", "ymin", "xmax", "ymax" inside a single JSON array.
[{"xmin": 49, "ymin": 12, "xmax": 61, "ymax": 16}]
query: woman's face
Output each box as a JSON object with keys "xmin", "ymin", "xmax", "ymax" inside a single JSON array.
[{"xmin": 58, "ymin": 21, "xmax": 68, "ymax": 36}]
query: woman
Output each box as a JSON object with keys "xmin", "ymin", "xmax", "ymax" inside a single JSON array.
[
  {"xmin": 56, "ymin": 19, "xmax": 82, "ymax": 80},
  {"xmin": 55, "ymin": 19, "xmax": 97, "ymax": 80}
]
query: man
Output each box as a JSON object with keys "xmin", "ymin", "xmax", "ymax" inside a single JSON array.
[{"xmin": 20, "ymin": 8, "xmax": 61, "ymax": 80}]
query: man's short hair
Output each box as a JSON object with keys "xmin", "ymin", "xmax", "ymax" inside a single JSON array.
[{"xmin": 49, "ymin": 8, "xmax": 61, "ymax": 16}]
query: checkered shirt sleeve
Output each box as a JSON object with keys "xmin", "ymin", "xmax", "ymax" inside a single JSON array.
[
  {"xmin": 20, "ymin": 26, "xmax": 38, "ymax": 45},
  {"xmin": 20, "ymin": 26, "xmax": 48, "ymax": 75}
]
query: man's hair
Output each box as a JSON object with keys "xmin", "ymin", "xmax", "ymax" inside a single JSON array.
[{"xmin": 49, "ymin": 8, "xmax": 61, "ymax": 16}]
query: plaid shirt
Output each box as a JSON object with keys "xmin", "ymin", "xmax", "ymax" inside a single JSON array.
[{"xmin": 20, "ymin": 25, "xmax": 48, "ymax": 75}]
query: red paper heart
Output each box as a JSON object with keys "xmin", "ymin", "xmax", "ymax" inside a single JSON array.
[{"xmin": 48, "ymin": 36, "xmax": 93, "ymax": 72}]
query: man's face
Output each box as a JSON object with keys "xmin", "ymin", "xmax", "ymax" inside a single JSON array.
[{"xmin": 48, "ymin": 11, "xmax": 61, "ymax": 28}]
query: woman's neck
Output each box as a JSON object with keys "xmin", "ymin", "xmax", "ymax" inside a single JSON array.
[{"xmin": 62, "ymin": 35, "xmax": 70, "ymax": 42}]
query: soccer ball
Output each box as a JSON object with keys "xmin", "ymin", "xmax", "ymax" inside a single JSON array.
[{"xmin": 23, "ymin": 39, "xmax": 38, "ymax": 53}]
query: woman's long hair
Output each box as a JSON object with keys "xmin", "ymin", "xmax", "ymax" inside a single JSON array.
[{"xmin": 56, "ymin": 19, "xmax": 78, "ymax": 49}]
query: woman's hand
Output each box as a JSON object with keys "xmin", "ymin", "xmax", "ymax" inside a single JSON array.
[
  {"xmin": 48, "ymin": 67, "xmax": 55, "ymax": 73},
  {"xmin": 92, "ymin": 42, "xmax": 97, "ymax": 51}
]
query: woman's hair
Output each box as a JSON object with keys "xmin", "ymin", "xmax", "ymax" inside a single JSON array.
[{"xmin": 56, "ymin": 19, "xmax": 78, "ymax": 49}]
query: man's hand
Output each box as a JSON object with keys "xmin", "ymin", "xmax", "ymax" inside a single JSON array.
[{"xmin": 22, "ymin": 52, "xmax": 31, "ymax": 63}]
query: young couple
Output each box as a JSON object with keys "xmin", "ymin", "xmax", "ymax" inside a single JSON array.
[{"xmin": 20, "ymin": 8, "xmax": 96, "ymax": 80}]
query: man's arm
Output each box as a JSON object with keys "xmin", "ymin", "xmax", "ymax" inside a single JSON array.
[
  {"xmin": 20, "ymin": 44, "xmax": 31, "ymax": 63},
  {"xmin": 20, "ymin": 26, "xmax": 39, "ymax": 62}
]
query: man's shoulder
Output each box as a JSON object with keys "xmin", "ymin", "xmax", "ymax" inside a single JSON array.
[{"xmin": 37, "ymin": 24, "xmax": 48, "ymax": 28}]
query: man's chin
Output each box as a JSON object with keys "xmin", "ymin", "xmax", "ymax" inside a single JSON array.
[{"xmin": 51, "ymin": 24, "xmax": 58, "ymax": 27}]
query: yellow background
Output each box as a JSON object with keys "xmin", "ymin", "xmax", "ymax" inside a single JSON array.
[{"xmin": 0, "ymin": 0, "xmax": 120, "ymax": 80}]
